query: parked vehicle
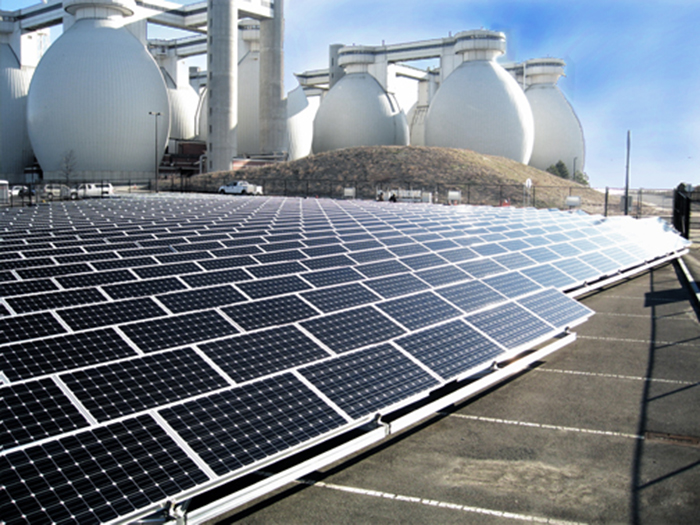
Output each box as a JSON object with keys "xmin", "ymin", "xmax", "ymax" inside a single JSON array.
[
  {"xmin": 41, "ymin": 183, "xmax": 76, "ymax": 201},
  {"xmin": 218, "ymin": 181, "xmax": 263, "ymax": 195},
  {"xmin": 10, "ymin": 185, "xmax": 30, "ymax": 197},
  {"xmin": 75, "ymin": 182, "xmax": 114, "ymax": 198}
]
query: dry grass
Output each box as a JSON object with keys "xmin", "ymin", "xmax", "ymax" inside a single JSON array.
[{"xmin": 185, "ymin": 146, "xmax": 605, "ymax": 210}]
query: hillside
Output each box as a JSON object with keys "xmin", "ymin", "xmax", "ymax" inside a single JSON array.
[{"xmin": 187, "ymin": 146, "xmax": 603, "ymax": 210}]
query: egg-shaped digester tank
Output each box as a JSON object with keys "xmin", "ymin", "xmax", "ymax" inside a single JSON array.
[
  {"xmin": 425, "ymin": 30, "xmax": 534, "ymax": 164},
  {"xmin": 524, "ymin": 58, "xmax": 585, "ymax": 176},
  {"xmin": 0, "ymin": 24, "xmax": 33, "ymax": 180},
  {"xmin": 312, "ymin": 46, "xmax": 409, "ymax": 154},
  {"xmin": 287, "ymin": 84, "xmax": 320, "ymax": 160},
  {"xmin": 161, "ymin": 68, "xmax": 198, "ymax": 141},
  {"xmin": 26, "ymin": 0, "xmax": 170, "ymax": 179}
]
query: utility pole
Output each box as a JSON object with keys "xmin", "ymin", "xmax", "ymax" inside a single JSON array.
[
  {"xmin": 149, "ymin": 111, "xmax": 161, "ymax": 193},
  {"xmin": 624, "ymin": 130, "xmax": 631, "ymax": 215}
]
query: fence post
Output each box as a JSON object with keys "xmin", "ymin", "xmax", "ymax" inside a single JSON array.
[
  {"xmin": 638, "ymin": 188, "xmax": 643, "ymax": 218},
  {"xmin": 499, "ymin": 185, "xmax": 502, "ymax": 206},
  {"xmin": 604, "ymin": 187, "xmax": 609, "ymax": 217},
  {"xmin": 533, "ymin": 186, "xmax": 536, "ymax": 208}
]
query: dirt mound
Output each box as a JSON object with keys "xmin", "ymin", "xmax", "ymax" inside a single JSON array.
[{"xmin": 187, "ymin": 146, "xmax": 602, "ymax": 209}]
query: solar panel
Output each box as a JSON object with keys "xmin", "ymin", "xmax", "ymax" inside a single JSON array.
[
  {"xmin": 0, "ymin": 194, "xmax": 689, "ymax": 524},
  {"xmin": 2, "ymin": 378, "xmax": 89, "ymax": 448},
  {"xmin": 0, "ymin": 312, "xmax": 67, "ymax": 344},
  {"xmin": 302, "ymin": 283, "xmax": 381, "ymax": 312},
  {"xmin": 299, "ymin": 344, "xmax": 440, "ymax": 419},
  {"xmin": 2, "ymin": 415, "xmax": 209, "ymax": 524},
  {"xmin": 120, "ymin": 310, "xmax": 239, "ymax": 352},
  {"xmin": 416, "ymin": 265, "xmax": 471, "ymax": 287},
  {"xmin": 159, "ymin": 374, "xmax": 347, "ymax": 476},
  {"xmin": 58, "ymin": 298, "xmax": 167, "ymax": 331},
  {"xmin": 395, "ymin": 320, "xmax": 503, "ymax": 381},
  {"xmin": 520, "ymin": 264, "xmax": 577, "ymax": 290},
  {"xmin": 483, "ymin": 271, "xmax": 543, "ymax": 299},
  {"xmin": 300, "ymin": 267, "xmax": 363, "ymax": 288},
  {"xmin": 436, "ymin": 280, "xmax": 507, "ymax": 313},
  {"xmin": 222, "ymin": 295, "xmax": 318, "ymax": 331},
  {"xmin": 377, "ymin": 292, "xmax": 461, "ymax": 330},
  {"xmin": 103, "ymin": 277, "xmax": 187, "ymax": 299},
  {"xmin": 466, "ymin": 302, "xmax": 553, "ymax": 349},
  {"xmin": 6, "ymin": 288, "xmax": 107, "ymax": 314},
  {"xmin": 61, "ymin": 348, "xmax": 230, "ymax": 422},
  {"xmin": 200, "ymin": 325, "xmax": 330, "ymax": 383},
  {"xmin": 301, "ymin": 306, "xmax": 405, "ymax": 353},
  {"xmin": 517, "ymin": 288, "xmax": 594, "ymax": 327},
  {"xmin": 364, "ymin": 273, "xmax": 431, "ymax": 299}
]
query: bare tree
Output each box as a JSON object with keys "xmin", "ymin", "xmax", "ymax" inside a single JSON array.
[{"xmin": 60, "ymin": 150, "xmax": 77, "ymax": 185}]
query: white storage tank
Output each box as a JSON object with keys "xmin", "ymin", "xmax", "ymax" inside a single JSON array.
[
  {"xmin": 425, "ymin": 30, "xmax": 534, "ymax": 164},
  {"xmin": 161, "ymin": 68, "xmax": 198, "ymax": 141},
  {"xmin": 26, "ymin": 0, "xmax": 170, "ymax": 179},
  {"xmin": 287, "ymin": 85, "xmax": 320, "ymax": 160},
  {"xmin": 524, "ymin": 58, "xmax": 585, "ymax": 176},
  {"xmin": 0, "ymin": 22, "xmax": 33, "ymax": 181},
  {"xmin": 312, "ymin": 46, "xmax": 409, "ymax": 154}
]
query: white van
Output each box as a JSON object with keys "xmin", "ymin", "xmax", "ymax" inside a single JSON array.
[{"xmin": 75, "ymin": 183, "xmax": 114, "ymax": 198}]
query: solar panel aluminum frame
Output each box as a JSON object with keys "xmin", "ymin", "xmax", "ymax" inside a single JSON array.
[
  {"xmin": 183, "ymin": 333, "xmax": 578, "ymax": 525},
  {"xmin": 567, "ymin": 250, "xmax": 688, "ymax": 299}
]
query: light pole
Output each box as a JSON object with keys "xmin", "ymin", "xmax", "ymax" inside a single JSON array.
[{"xmin": 149, "ymin": 111, "xmax": 161, "ymax": 193}]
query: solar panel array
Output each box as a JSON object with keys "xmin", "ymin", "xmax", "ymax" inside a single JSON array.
[{"xmin": 0, "ymin": 195, "xmax": 688, "ymax": 524}]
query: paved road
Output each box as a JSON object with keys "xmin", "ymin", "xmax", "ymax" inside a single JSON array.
[{"xmin": 214, "ymin": 262, "xmax": 700, "ymax": 524}]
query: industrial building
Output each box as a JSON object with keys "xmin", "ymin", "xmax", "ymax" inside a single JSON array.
[{"xmin": 1, "ymin": 0, "xmax": 584, "ymax": 183}]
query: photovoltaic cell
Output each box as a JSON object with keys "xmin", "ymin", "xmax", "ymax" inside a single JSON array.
[
  {"xmin": 121, "ymin": 310, "xmax": 239, "ymax": 352},
  {"xmin": 159, "ymin": 374, "xmax": 347, "ymax": 476},
  {"xmin": 17, "ymin": 263, "xmax": 93, "ymax": 279},
  {"xmin": 1, "ymin": 415, "xmax": 209, "ymax": 525},
  {"xmin": 1, "ymin": 378, "xmax": 89, "ymax": 449},
  {"xmin": 517, "ymin": 288, "xmax": 594, "ymax": 328},
  {"xmin": 0, "ymin": 279, "xmax": 59, "ymax": 297},
  {"xmin": 466, "ymin": 302, "xmax": 553, "ymax": 349},
  {"xmin": 347, "ymin": 248, "xmax": 394, "ymax": 263},
  {"xmin": 61, "ymin": 348, "xmax": 229, "ymax": 421},
  {"xmin": 472, "ymin": 243, "xmax": 508, "ymax": 257},
  {"xmin": 222, "ymin": 295, "xmax": 318, "ymax": 331},
  {"xmin": 396, "ymin": 320, "xmax": 504, "ymax": 381},
  {"xmin": 200, "ymin": 325, "xmax": 329, "ymax": 383},
  {"xmin": 301, "ymin": 306, "xmax": 405, "ymax": 353},
  {"xmin": 299, "ymin": 344, "xmax": 440, "ymax": 419}
]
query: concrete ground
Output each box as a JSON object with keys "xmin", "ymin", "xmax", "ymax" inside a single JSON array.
[{"xmin": 220, "ymin": 261, "xmax": 700, "ymax": 525}]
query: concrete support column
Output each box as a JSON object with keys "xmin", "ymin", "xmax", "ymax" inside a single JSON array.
[
  {"xmin": 208, "ymin": 0, "xmax": 238, "ymax": 172},
  {"xmin": 259, "ymin": 0, "xmax": 285, "ymax": 154}
]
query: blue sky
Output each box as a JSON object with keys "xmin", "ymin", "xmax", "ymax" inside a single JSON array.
[{"xmin": 4, "ymin": 0, "xmax": 698, "ymax": 189}]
